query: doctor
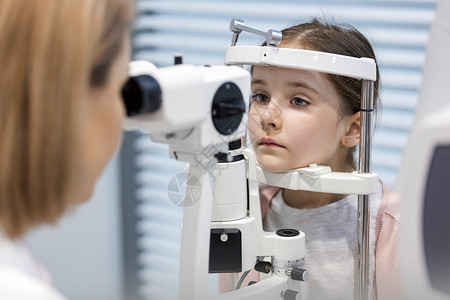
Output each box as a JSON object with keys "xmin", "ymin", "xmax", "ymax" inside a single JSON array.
[{"xmin": 0, "ymin": 0, "xmax": 133, "ymax": 298}]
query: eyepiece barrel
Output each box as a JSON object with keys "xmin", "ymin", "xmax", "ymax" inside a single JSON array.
[{"xmin": 122, "ymin": 75, "xmax": 162, "ymax": 117}]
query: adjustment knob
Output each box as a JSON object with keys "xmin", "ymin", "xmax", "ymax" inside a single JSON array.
[
  {"xmin": 254, "ymin": 261, "xmax": 273, "ymax": 274},
  {"xmin": 286, "ymin": 267, "xmax": 309, "ymax": 282},
  {"xmin": 220, "ymin": 232, "xmax": 228, "ymax": 242},
  {"xmin": 281, "ymin": 289, "xmax": 302, "ymax": 300},
  {"xmin": 276, "ymin": 228, "xmax": 300, "ymax": 237}
]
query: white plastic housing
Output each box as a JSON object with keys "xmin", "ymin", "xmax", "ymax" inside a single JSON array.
[
  {"xmin": 397, "ymin": 1, "xmax": 450, "ymax": 299},
  {"xmin": 125, "ymin": 61, "xmax": 208, "ymax": 132},
  {"xmin": 225, "ymin": 46, "xmax": 376, "ymax": 81},
  {"xmin": 212, "ymin": 159, "xmax": 247, "ymax": 221},
  {"xmin": 211, "ymin": 148, "xmax": 306, "ymax": 273},
  {"xmin": 397, "ymin": 108, "xmax": 450, "ymax": 300},
  {"xmin": 124, "ymin": 61, "xmax": 251, "ymax": 156}
]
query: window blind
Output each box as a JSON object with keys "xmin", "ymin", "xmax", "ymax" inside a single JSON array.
[{"xmin": 120, "ymin": 1, "xmax": 437, "ymax": 299}]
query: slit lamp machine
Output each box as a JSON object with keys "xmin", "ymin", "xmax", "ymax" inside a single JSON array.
[{"xmin": 122, "ymin": 19, "xmax": 378, "ymax": 300}]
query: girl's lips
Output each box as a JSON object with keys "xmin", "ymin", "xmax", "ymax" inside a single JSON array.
[{"xmin": 259, "ymin": 137, "xmax": 285, "ymax": 148}]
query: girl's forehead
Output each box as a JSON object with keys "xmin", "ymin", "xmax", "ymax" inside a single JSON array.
[
  {"xmin": 252, "ymin": 65, "xmax": 327, "ymax": 88},
  {"xmin": 251, "ymin": 64, "xmax": 343, "ymax": 107}
]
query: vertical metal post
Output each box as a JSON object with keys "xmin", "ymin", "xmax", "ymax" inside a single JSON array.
[
  {"xmin": 179, "ymin": 162, "xmax": 213, "ymax": 300},
  {"xmin": 357, "ymin": 80, "xmax": 374, "ymax": 300}
]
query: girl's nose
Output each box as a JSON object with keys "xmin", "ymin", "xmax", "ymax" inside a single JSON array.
[{"xmin": 257, "ymin": 102, "xmax": 282, "ymax": 131}]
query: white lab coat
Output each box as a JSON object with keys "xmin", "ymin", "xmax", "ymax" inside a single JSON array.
[{"xmin": 0, "ymin": 230, "xmax": 67, "ymax": 300}]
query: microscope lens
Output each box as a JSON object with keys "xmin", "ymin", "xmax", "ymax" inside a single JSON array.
[{"xmin": 122, "ymin": 75, "xmax": 162, "ymax": 117}]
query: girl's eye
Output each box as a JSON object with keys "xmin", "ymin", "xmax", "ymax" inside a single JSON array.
[
  {"xmin": 251, "ymin": 94, "xmax": 269, "ymax": 103},
  {"xmin": 291, "ymin": 97, "xmax": 309, "ymax": 107}
]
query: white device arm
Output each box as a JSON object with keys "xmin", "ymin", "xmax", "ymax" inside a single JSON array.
[
  {"xmin": 225, "ymin": 46, "xmax": 376, "ymax": 81},
  {"xmin": 212, "ymin": 276, "xmax": 288, "ymax": 300},
  {"xmin": 257, "ymin": 165, "xmax": 378, "ymax": 195}
]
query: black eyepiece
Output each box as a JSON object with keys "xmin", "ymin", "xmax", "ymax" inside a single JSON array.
[
  {"xmin": 211, "ymin": 82, "xmax": 245, "ymax": 135},
  {"xmin": 122, "ymin": 75, "xmax": 162, "ymax": 117}
]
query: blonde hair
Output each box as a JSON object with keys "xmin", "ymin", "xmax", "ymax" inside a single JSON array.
[{"xmin": 0, "ymin": 0, "xmax": 133, "ymax": 238}]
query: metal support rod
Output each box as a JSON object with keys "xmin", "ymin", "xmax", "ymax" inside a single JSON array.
[
  {"xmin": 359, "ymin": 80, "xmax": 373, "ymax": 174},
  {"xmin": 357, "ymin": 194, "xmax": 370, "ymax": 300},
  {"xmin": 230, "ymin": 18, "xmax": 282, "ymax": 47},
  {"xmin": 357, "ymin": 80, "xmax": 374, "ymax": 300}
]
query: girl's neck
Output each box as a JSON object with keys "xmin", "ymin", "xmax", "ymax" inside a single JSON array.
[{"xmin": 282, "ymin": 189, "xmax": 348, "ymax": 209}]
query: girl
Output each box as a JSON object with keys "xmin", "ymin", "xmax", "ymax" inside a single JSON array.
[
  {"xmin": 247, "ymin": 19, "xmax": 401, "ymax": 300},
  {"xmin": 0, "ymin": 0, "xmax": 133, "ymax": 298}
]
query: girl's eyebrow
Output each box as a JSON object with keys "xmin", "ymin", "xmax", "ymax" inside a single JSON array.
[
  {"xmin": 251, "ymin": 78, "xmax": 319, "ymax": 95},
  {"xmin": 251, "ymin": 78, "xmax": 265, "ymax": 86},
  {"xmin": 287, "ymin": 81, "xmax": 319, "ymax": 94}
]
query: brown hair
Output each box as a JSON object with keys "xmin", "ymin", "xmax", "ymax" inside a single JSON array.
[
  {"xmin": 0, "ymin": 0, "xmax": 133, "ymax": 238},
  {"xmin": 273, "ymin": 19, "xmax": 380, "ymax": 169}
]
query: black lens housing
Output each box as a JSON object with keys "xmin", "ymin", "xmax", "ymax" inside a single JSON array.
[
  {"xmin": 122, "ymin": 75, "xmax": 162, "ymax": 117},
  {"xmin": 211, "ymin": 82, "xmax": 245, "ymax": 136}
]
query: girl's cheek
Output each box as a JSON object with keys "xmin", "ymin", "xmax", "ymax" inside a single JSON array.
[{"xmin": 247, "ymin": 113, "xmax": 261, "ymax": 137}]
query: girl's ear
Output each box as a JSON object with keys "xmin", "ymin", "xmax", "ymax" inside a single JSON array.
[{"xmin": 341, "ymin": 112, "xmax": 360, "ymax": 148}]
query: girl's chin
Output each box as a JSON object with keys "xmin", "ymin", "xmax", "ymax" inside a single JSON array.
[
  {"xmin": 257, "ymin": 160, "xmax": 291, "ymax": 173},
  {"xmin": 257, "ymin": 158, "xmax": 311, "ymax": 173}
]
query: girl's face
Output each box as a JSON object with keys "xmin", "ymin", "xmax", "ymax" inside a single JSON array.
[
  {"xmin": 80, "ymin": 34, "xmax": 131, "ymax": 202},
  {"xmin": 248, "ymin": 64, "xmax": 358, "ymax": 173}
]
